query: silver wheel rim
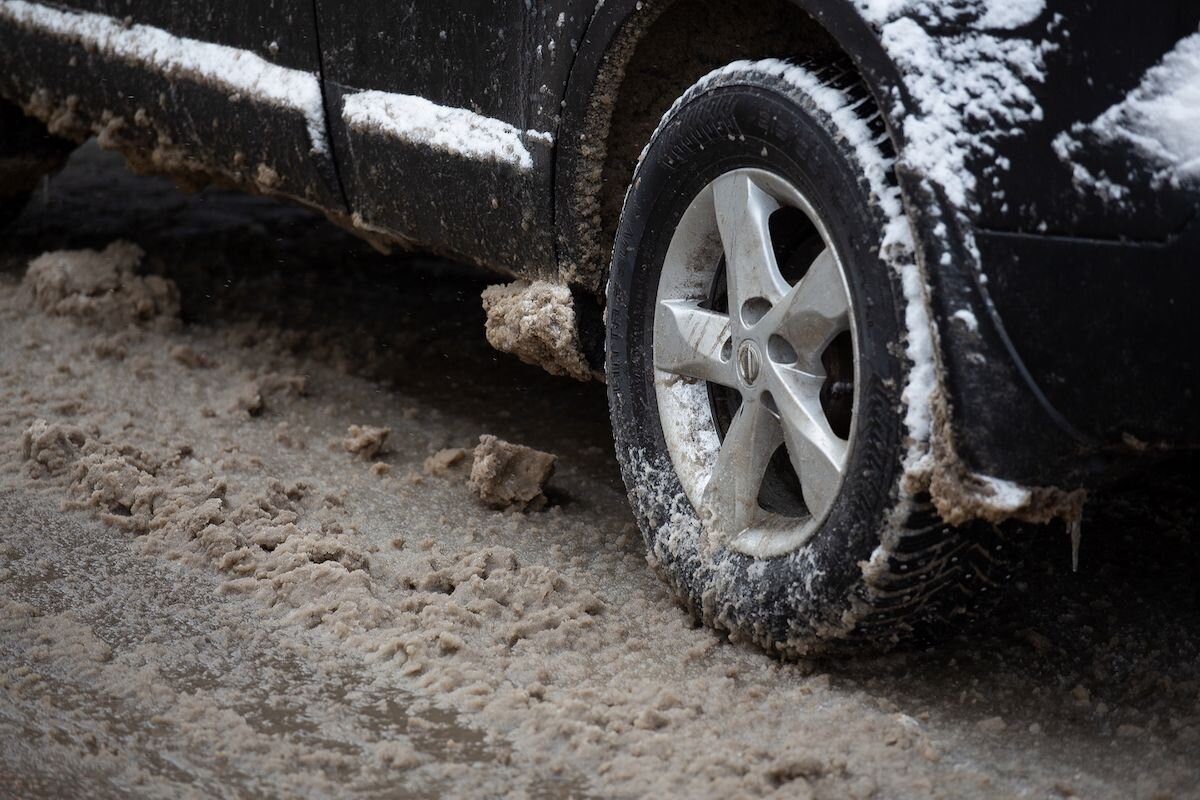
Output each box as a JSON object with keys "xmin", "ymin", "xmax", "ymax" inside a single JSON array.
[{"xmin": 653, "ymin": 168, "xmax": 859, "ymax": 558}]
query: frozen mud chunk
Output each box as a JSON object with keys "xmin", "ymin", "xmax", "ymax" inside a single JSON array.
[
  {"xmin": 468, "ymin": 435, "xmax": 556, "ymax": 511},
  {"xmin": 480, "ymin": 280, "xmax": 597, "ymax": 382},
  {"xmin": 423, "ymin": 447, "xmax": 470, "ymax": 477},
  {"xmin": 21, "ymin": 419, "xmax": 87, "ymax": 477},
  {"xmin": 343, "ymin": 425, "xmax": 390, "ymax": 459},
  {"xmin": 24, "ymin": 240, "xmax": 179, "ymax": 326}
]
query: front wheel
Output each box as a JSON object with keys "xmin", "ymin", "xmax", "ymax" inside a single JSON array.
[{"xmin": 606, "ymin": 58, "xmax": 1022, "ymax": 655}]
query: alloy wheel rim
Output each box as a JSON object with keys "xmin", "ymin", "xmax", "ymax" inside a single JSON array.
[{"xmin": 652, "ymin": 168, "xmax": 859, "ymax": 558}]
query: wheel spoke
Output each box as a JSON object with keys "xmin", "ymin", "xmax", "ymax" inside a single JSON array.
[
  {"xmin": 713, "ymin": 172, "xmax": 789, "ymax": 314},
  {"xmin": 654, "ymin": 300, "xmax": 736, "ymax": 386},
  {"xmin": 763, "ymin": 248, "xmax": 851, "ymax": 372},
  {"xmin": 655, "ymin": 168, "xmax": 860, "ymax": 554},
  {"xmin": 700, "ymin": 397, "xmax": 781, "ymax": 538},
  {"xmin": 769, "ymin": 365, "xmax": 848, "ymax": 520}
]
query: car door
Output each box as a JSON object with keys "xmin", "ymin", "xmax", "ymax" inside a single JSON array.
[
  {"xmin": 0, "ymin": 1, "xmax": 343, "ymax": 211},
  {"xmin": 313, "ymin": 0, "xmax": 590, "ymax": 276}
]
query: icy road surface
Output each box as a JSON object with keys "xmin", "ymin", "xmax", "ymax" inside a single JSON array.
[{"xmin": 0, "ymin": 144, "xmax": 1197, "ymax": 799}]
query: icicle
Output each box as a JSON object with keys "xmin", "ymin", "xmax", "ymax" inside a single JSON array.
[{"xmin": 1069, "ymin": 517, "xmax": 1082, "ymax": 573}]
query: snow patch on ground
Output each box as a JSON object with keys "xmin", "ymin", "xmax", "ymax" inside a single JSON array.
[
  {"xmin": 4, "ymin": 142, "xmax": 1196, "ymax": 800},
  {"xmin": 0, "ymin": 0, "xmax": 329, "ymax": 154},
  {"xmin": 342, "ymin": 91, "xmax": 552, "ymax": 170},
  {"xmin": 1053, "ymin": 30, "xmax": 1200, "ymax": 192}
]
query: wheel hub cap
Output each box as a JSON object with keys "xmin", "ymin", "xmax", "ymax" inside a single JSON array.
[{"xmin": 736, "ymin": 340, "xmax": 762, "ymax": 386}]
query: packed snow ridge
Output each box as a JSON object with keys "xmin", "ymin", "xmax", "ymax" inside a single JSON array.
[
  {"xmin": 854, "ymin": 0, "xmax": 1054, "ymax": 211},
  {"xmin": 1054, "ymin": 29, "xmax": 1200, "ymax": 193},
  {"xmin": 0, "ymin": 0, "xmax": 329, "ymax": 154},
  {"xmin": 342, "ymin": 92, "xmax": 552, "ymax": 171}
]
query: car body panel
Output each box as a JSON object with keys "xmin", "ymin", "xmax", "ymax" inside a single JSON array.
[
  {"xmin": 312, "ymin": 0, "xmax": 594, "ymax": 275},
  {"xmin": 0, "ymin": 0, "xmax": 344, "ymax": 210},
  {"xmin": 314, "ymin": 0, "xmax": 547, "ymax": 274},
  {"xmin": 884, "ymin": 3, "xmax": 1200, "ymax": 484},
  {"xmin": 974, "ymin": 4, "xmax": 1200, "ymax": 240}
]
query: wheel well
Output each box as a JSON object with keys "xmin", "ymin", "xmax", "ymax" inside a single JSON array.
[{"xmin": 560, "ymin": 0, "xmax": 848, "ymax": 297}]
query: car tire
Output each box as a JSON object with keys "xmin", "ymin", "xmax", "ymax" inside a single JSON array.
[{"xmin": 605, "ymin": 57, "xmax": 1023, "ymax": 655}]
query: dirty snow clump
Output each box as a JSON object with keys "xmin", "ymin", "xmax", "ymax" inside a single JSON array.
[
  {"xmin": 468, "ymin": 435, "xmax": 557, "ymax": 512},
  {"xmin": 25, "ymin": 240, "xmax": 179, "ymax": 327},
  {"xmin": 21, "ymin": 419, "xmax": 87, "ymax": 477},
  {"xmin": 343, "ymin": 425, "xmax": 391, "ymax": 460},
  {"xmin": 423, "ymin": 447, "xmax": 471, "ymax": 477},
  {"xmin": 481, "ymin": 280, "xmax": 598, "ymax": 382}
]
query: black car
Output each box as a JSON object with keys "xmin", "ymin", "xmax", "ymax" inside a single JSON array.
[{"xmin": 2, "ymin": 0, "xmax": 1196, "ymax": 655}]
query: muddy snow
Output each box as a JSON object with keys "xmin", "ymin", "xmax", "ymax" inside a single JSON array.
[{"xmin": 0, "ymin": 144, "xmax": 1197, "ymax": 799}]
